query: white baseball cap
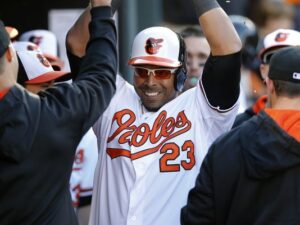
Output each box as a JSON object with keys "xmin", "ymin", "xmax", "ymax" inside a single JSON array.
[
  {"xmin": 13, "ymin": 41, "xmax": 69, "ymax": 84},
  {"xmin": 128, "ymin": 26, "xmax": 182, "ymax": 68},
  {"xmin": 19, "ymin": 29, "xmax": 58, "ymax": 58},
  {"xmin": 260, "ymin": 29, "xmax": 300, "ymax": 63},
  {"xmin": 19, "ymin": 29, "xmax": 64, "ymax": 70}
]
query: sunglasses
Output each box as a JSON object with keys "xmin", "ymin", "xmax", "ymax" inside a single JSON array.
[{"xmin": 133, "ymin": 66, "xmax": 177, "ymax": 80}]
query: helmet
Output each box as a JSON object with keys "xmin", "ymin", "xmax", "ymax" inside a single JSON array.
[
  {"xmin": 128, "ymin": 26, "xmax": 187, "ymax": 91},
  {"xmin": 230, "ymin": 15, "xmax": 259, "ymax": 70}
]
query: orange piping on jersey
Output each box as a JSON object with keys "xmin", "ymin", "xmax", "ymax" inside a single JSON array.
[
  {"xmin": 252, "ymin": 95, "xmax": 268, "ymax": 114},
  {"xmin": 107, "ymin": 148, "xmax": 131, "ymax": 159},
  {"xmin": 80, "ymin": 188, "xmax": 93, "ymax": 193},
  {"xmin": 0, "ymin": 88, "xmax": 10, "ymax": 100},
  {"xmin": 265, "ymin": 109, "xmax": 300, "ymax": 141}
]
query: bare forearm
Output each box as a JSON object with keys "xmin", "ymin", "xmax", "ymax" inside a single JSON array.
[
  {"xmin": 66, "ymin": 0, "xmax": 112, "ymax": 57},
  {"xmin": 66, "ymin": 6, "xmax": 91, "ymax": 57},
  {"xmin": 193, "ymin": 0, "xmax": 242, "ymax": 55}
]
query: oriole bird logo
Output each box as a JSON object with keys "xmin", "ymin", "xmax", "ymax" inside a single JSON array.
[{"xmin": 145, "ymin": 38, "xmax": 164, "ymax": 54}]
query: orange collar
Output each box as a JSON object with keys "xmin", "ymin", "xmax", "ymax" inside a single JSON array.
[
  {"xmin": 252, "ymin": 95, "xmax": 268, "ymax": 114},
  {"xmin": 0, "ymin": 88, "xmax": 10, "ymax": 100},
  {"xmin": 265, "ymin": 108, "xmax": 300, "ymax": 141}
]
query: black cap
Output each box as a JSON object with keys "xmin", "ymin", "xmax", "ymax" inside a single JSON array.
[
  {"xmin": 0, "ymin": 20, "xmax": 10, "ymax": 57},
  {"xmin": 269, "ymin": 47, "xmax": 300, "ymax": 83}
]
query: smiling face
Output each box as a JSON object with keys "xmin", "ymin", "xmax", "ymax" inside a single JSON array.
[{"xmin": 133, "ymin": 64, "xmax": 178, "ymax": 112}]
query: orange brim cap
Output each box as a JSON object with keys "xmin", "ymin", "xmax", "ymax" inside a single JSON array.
[
  {"xmin": 25, "ymin": 71, "xmax": 70, "ymax": 84},
  {"xmin": 128, "ymin": 56, "xmax": 181, "ymax": 68}
]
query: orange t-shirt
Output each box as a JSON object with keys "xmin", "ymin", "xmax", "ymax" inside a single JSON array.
[{"xmin": 265, "ymin": 109, "xmax": 300, "ymax": 141}]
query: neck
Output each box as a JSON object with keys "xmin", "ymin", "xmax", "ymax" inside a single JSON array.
[
  {"xmin": 271, "ymin": 96, "xmax": 300, "ymax": 110},
  {"xmin": 0, "ymin": 74, "xmax": 16, "ymax": 91}
]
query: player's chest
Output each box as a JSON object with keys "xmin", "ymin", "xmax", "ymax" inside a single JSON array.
[
  {"xmin": 108, "ymin": 108, "xmax": 194, "ymax": 146},
  {"xmin": 105, "ymin": 108, "xmax": 206, "ymax": 171}
]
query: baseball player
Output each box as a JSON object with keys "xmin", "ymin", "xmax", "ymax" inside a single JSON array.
[
  {"xmin": 14, "ymin": 40, "xmax": 98, "ymax": 225},
  {"xmin": 13, "ymin": 41, "xmax": 69, "ymax": 93},
  {"xmin": 180, "ymin": 26, "xmax": 210, "ymax": 91},
  {"xmin": 66, "ymin": 0, "xmax": 242, "ymax": 224},
  {"xmin": 14, "ymin": 40, "xmax": 99, "ymax": 225},
  {"xmin": 19, "ymin": 29, "xmax": 65, "ymax": 71},
  {"xmin": 233, "ymin": 28, "xmax": 300, "ymax": 127},
  {"xmin": 0, "ymin": 0, "xmax": 117, "ymax": 224}
]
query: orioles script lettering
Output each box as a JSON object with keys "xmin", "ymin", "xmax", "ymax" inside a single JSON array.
[{"xmin": 106, "ymin": 110, "xmax": 192, "ymax": 160}]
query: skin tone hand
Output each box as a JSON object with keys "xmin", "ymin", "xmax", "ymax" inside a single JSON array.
[{"xmin": 91, "ymin": 0, "xmax": 112, "ymax": 7}]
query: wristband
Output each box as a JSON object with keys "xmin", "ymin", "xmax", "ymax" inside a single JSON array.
[{"xmin": 193, "ymin": 0, "xmax": 220, "ymax": 17}]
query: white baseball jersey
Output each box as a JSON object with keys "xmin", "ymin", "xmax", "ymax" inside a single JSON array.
[
  {"xmin": 89, "ymin": 75, "xmax": 239, "ymax": 225},
  {"xmin": 70, "ymin": 128, "xmax": 98, "ymax": 207}
]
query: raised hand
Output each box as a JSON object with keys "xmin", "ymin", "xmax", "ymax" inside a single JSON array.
[{"xmin": 91, "ymin": 0, "xmax": 112, "ymax": 7}]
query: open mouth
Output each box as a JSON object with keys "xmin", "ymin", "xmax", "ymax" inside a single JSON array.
[{"xmin": 144, "ymin": 91, "xmax": 160, "ymax": 97}]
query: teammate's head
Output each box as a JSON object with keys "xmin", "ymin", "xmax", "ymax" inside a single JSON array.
[
  {"xmin": 13, "ymin": 41, "xmax": 69, "ymax": 94},
  {"xmin": 128, "ymin": 26, "xmax": 187, "ymax": 111},
  {"xmin": 259, "ymin": 29, "xmax": 300, "ymax": 81},
  {"xmin": 180, "ymin": 26, "xmax": 210, "ymax": 91},
  {"xmin": 0, "ymin": 20, "xmax": 18, "ymax": 83},
  {"xmin": 266, "ymin": 47, "xmax": 300, "ymax": 106},
  {"xmin": 19, "ymin": 29, "xmax": 64, "ymax": 71},
  {"xmin": 230, "ymin": 15, "xmax": 259, "ymax": 71}
]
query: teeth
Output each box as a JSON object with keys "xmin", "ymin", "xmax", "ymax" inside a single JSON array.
[{"xmin": 145, "ymin": 92, "xmax": 159, "ymax": 96}]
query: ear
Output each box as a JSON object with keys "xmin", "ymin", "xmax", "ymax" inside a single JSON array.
[
  {"xmin": 265, "ymin": 77, "xmax": 275, "ymax": 93},
  {"xmin": 260, "ymin": 64, "xmax": 268, "ymax": 81},
  {"xmin": 5, "ymin": 45, "xmax": 14, "ymax": 62}
]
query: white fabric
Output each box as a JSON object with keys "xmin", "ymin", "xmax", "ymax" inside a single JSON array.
[
  {"xmin": 19, "ymin": 29, "xmax": 58, "ymax": 57},
  {"xmin": 13, "ymin": 41, "xmax": 54, "ymax": 80},
  {"xmin": 70, "ymin": 128, "xmax": 98, "ymax": 206},
  {"xmin": 90, "ymin": 75, "xmax": 239, "ymax": 225}
]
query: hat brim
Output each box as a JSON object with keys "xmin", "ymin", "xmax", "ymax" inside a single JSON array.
[
  {"xmin": 260, "ymin": 45, "xmax": 290, "ymax": 60},
  {"xmin": 5, "ymin": 26, "xmax": 18, "ymax": 39},
  {"xmin": 128, "ymin": 56, "xmax": 181, "ymax": 68},
  {"xmin": 25, "ymin": 71, "xmax": 70, "ymax": 84}
]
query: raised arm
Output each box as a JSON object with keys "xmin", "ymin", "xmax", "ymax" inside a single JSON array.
[
  {"xmin": 66, "ymin": 0, "xmax": 119, "ymax": 58},
  {"xmin": 42, "ymin": 0, "xmax": 118, "ymax": 133},
  {"xmin": 66, "ymin": 6, "xmax": 91, "ymax": 57},
  {"xmin": 193, "ymin": 0, "xmax": 242, "ymax": 110},
  {"xmin": 194, "ymin": 0, "xmax": 241, "ymax": 55}
]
